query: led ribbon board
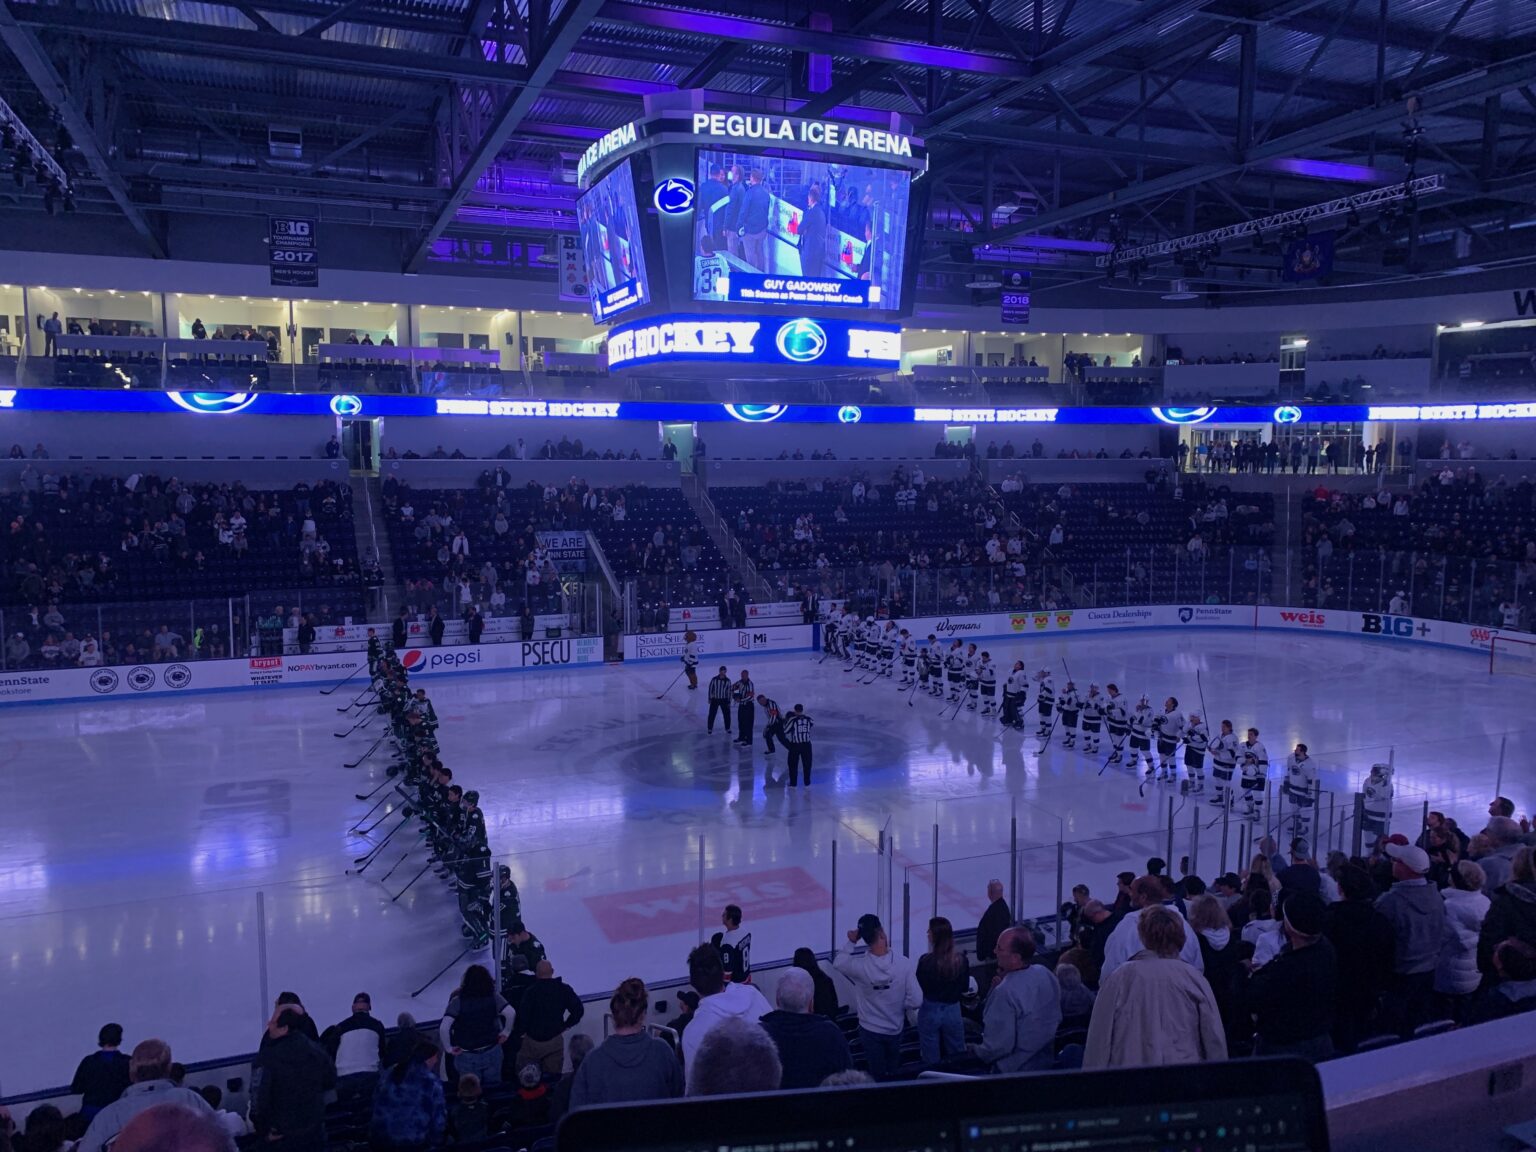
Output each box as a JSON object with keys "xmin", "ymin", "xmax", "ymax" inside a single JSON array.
[{"xmin": 604, "ymin": 314, "xmax": 902, "ymax": 370}]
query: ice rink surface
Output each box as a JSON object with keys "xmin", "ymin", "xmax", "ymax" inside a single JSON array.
[{"xmin": 3, "ymin": 628, "xmax": 1533, "ymax": 1095}]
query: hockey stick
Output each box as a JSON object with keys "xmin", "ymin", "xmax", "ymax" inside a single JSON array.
[
  {"xmin": 349, "ymin": 792, "xmax": 393, "ymax": 831},
  {"xmin": 338, "ymin": 690, "xmax": 377, "ymax": 714},
  {"xmin": 320, "ymin": 663, "xmax": 364, "ymax": 695},
  {"xmin": 350, "ymin": 817, "xmax": 406, "ymax": 868},
  {"xmin": 345, "ymin": 732, "xmax": 386, "ymax": 769},
  {"xmin": 333, "ymin": 711, "xmax": 374, "ymax": 739},
  {"xmin": 655, "ymin": 670, "xmax": 684, "ymax": 700},
  {"xmin": 354, "ymin": 776, "xmax": 392, "ymax": 802},
  {"xmin": 391, "ymin": 859, "xmax": 435, "ymax": 902},
  {"xmin": 377, "ymin": 848, "xmax": 413, "ymax": 884},
  {"xmin": 1097, "ymin": 733, "xmax": 1127, "ymax": 776},
  {"xmin": 906, "ymin": 675, "xmax": 923, "ymax": 707},
  {"xmin": 1035, "ymin": 709, "xmax": 1061, "ymax": 756}
]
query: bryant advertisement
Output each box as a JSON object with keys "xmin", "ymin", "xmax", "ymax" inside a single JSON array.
[
  {"xmin": 576, "ymin": 158, "xmax": 652, "ymax": 323},
  {"xmin": 691, "ymin": 150, "xmax": 910, "ymax": 310}
]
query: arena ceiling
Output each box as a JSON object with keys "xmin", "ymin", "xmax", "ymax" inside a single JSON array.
[{"xmin": 5, "ymin": 0, "xmax": 1536, "ymax": 303}]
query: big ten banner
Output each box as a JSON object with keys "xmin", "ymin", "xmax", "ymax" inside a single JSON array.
[
  {"xmin": 625, "ymin": 625, "xmax": 814, "ymax": 661},
  {"xmin": 557, "ymin": 234, "xmax": 588, "ymax": 304},
  {"xmin": 538, "ymin": 530, "xmax": 588, "ymax": 572}
]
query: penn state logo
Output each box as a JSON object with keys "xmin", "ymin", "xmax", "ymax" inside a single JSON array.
[
  {"xmin": 164, "ymin": 663, "xmax": 193, "ymax": 689},
  {"xmin": 329, "ymin": 394, "xmax": 364, "ymax": 417},
  {"xmin": 89, "ymin": 668, "xmax": 120, "ymax": 694},
  {"xmin": 723, "ymin": 404, "xmax": 789, "ymax": 423},
  {"xmin": 1273, "ymin": 405, "xmax": 1303, "ymax": 424},
  {"xmin": 652, "ymin": 177, "xmax": 695, "ymax": 216},
  {"xmin": 775, "ymin": 319, "xmax": 828, "ymax": 363},
  {"xmin": 837, "ymin": 405, "xmax": 863, "ymax": 424},
  {"xmin": 1150, "ymin": 406, "xmax": 1218, "ymax": 425},
  {"xmin": 127, "ymin": 666, "xmax": 157, "ymax": 691},
  {"xmin": 167, "ymin": 392, "xmax": 259, "ymax": 415},
  {"xmin": 1179, "ymin": 607, "xmax": 1194, "ymax": 623}
]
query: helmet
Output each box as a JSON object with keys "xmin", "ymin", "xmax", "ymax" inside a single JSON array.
[{"xmin": 464, "ymin": 790, "xmax": 480, "ymax": 804}]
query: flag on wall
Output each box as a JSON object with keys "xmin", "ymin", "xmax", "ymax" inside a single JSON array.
[{"xmin": 1282, "ymin": 231, "xmax": 1334, "ymax": 282}]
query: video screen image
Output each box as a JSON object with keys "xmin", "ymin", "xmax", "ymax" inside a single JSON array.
[
  {"xmin": 576, "ymin": 158, "xmax": 651, "ymax": 323},
  {"xmin": 692, "ymin": 150, "xmax": 910, "ymax": 309}
]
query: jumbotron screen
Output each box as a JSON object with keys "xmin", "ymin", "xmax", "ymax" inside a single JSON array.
[
  {"xmin": 691, "ymin": 150, "xmax": 911, "ymax": 311},
  {"xmin": 576, "ymin": 158, "xmax": 652, "ymax": 323}
]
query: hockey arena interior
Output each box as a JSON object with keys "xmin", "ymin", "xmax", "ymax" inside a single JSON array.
[{"xmin": 6, "ymin": 2, "xmax": 1536, "ymax": 1148}]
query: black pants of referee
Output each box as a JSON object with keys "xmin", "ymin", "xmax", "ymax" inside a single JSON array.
[
  {"xmin": 735, "ymin": 702, "xmax": 755, "ymax": 744},
  {"xmin": 763, "ymin": 718, "xmax": 784, "ymax": 753},
  {"xmin": 786, "ymin": 741, "xmax": 813, "ymax": 786},
  {"xmin": 707, "ymin": 701, "xmax": 731, "ymax": 733}
]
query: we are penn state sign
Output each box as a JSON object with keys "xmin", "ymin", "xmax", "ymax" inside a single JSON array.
[
  {"xmin": 576, "ymin": 111, "xmax": 927, "ymax": 188},
  {"xmin": 13, "ymin": 389, "xmax": 1536, "ymax": 425}
]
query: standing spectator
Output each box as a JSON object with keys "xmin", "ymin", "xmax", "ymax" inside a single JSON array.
[
  {"xmin": 1187, "ymin": 895, "xmax": 1246, "ymax": 1046},
  {"xmin": 320, "ymin": 992, "xmax": 386, "ymax": 1104},
  {"xmin": 967, "ymin": 928, "xmax": 1062, "ymax": 1073},
  {"xmin": 70, "ymin": 1024, "xmax": 132, "ymax": 1121},
  {"xmin": 370, "ymin": 1038, "xmax": 447, "ymax": 1152},
  {"xmin": 514, "ymin": 959, "xmax": 584, "ymax": 1076},
  {"xmin": 570, "ymin": 978, "xmax": 683, "ymax": 1109},
  {"xmin": 1476, "ymin": 817, "xmax": 1524, "ymax": 894},
  {"xmin": 915, "ymin": 916, "xmax": 969, "ymax": 1066},
  {"xmin": 251, "ymin": 1007, "xmax": 336, "ymax": 1151},
  {"xmin": 1478, "ymin": 846, "xmax": 1536, "ymax": 975},
  {"xmin": 427, "ymin": 607, "xmax": 445, "ymax": 647},
  {"xmin": 1376, "ymin": 842, "xmax": 1446, "ymax": 1033},
  {"xmin": 710, "ymin": 904, "xmax": 751, "ymax": 983},
  {"xmin": 1100, "ymin": 876, "xmax": 1204, "ymax": 980},
  {"xmin": 976, "ymin": 879, "xmax": 1012, "ymax": 963},
  {"xmin": 833, "ymin": 915, "xmax": 921, "ymax": 1081},
  {"xmin": 681, "ymin": 944, "xmax": 771, "ymax": 1073},
  {"xmin": 1435, "ymin": 859, "xmax": 1490, "ymax": 1016},
  {"xmin": 792, "ymin": 948, "xmax": 840, "ymax": 1018},
  {"xmin": 1324, "ymin": 865, "xmax": 1395, "ymax": 1053},
  {"xmin": 439, "ymin": 964, "xmax": 514, "ymax": 1088},
  {"xmin": 1084, "ymin": 906, "xmax": 1227, "ymax": 1068},
  {"xmin": 76, "ymin": 1040, "xmax": 213, "ymax": 1152},
  {"xmin": 1247, "ymin": 892, "xmax": 1338, "ymax": 1061},
  {"xmin": 758, "ymin": 968, "xmax": 853, "ymax": 1089}
]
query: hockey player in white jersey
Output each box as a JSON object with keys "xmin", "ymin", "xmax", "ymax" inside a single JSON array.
[
  {"xmin": 1002, "ymin": 661, "xmax": 1029, "ymax": 729},
  {"xmin": 1284, "ymin": 743, "xmax": 1319, "ymax": 840},
  {"xmin": 1361, "ymin": 762, "xmax": 1395, "ymax": 839},
  {"xmin": 1103, "ymin": 684, "xmax": 1130, "ymax": 764},
  {"xmin": 1128, "ymin": 697, "xmax": 1154, "ymax": 773},
  {"xmin": 1182, "ymin": 713, "xmax": 1209, "ymax": 795},
  {"xmin": 898, "ymin": 629, "xmax": 918, "ymax": 687},
  {"xmin": 944, "ymin": 641, "xmax": 966, "ymax": 702},
  {"xmin": 1034, "ymin": 669, "xmax": 1056, "ymax": 738},
  {"xmin": 977, "ymin": 652, "xmax": 998, "ymax": 715},
  {"xmin": 963, "ymin": 644, "xmax": 982, "ymax": 710},
  {"xmin": 1208, "ymin": 720, "xmax": 1240, "ymax": 809},
  {"xmin": 926, "ymin": 638, "xmax": 945, "ymax": 697},
  {"xmin": 837, "ymin": 611, "xmax": 858, "ymax": 661},
  {"xmin": 1151, "ymin": 698, "xmax": 1185, "ymax": 783},
  {"xmin": 861, "ymin": 618, "xmax": 881, "ymax": 671},
  {"xmin": 1079, "ymin": 685, "xmax": 1104, "ymax": 754},
  {"xmin": 824, "ymin": 606, "xmax": 844, "ymax": 657},
  {"xmin": 878, "ymin": 621, "xmax": 899, "ymax": 678},
  {"xmin": 1057, "ymin": 681, "xmax": 1082, "ymax": 749},
  {"xmin": 1238, "ymin": 728, "xmax": 1269, "ymax": 822}
]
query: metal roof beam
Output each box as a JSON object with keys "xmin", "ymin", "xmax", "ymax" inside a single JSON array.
[
  {"xmin": 405, "ymin": 0, "xmax": 604, "ymax": 272},
  {"xmin": 0, "ymin": 0, "xmax": 165, "ymax": 256}
]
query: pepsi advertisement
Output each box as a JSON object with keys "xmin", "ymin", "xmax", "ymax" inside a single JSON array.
[
  {"xmin": 576, "ymin": 158, "xmax": 652, "ymax": 323},
  {"xmin": 692, "ymin": 151, "xmax": 910, "ymax": 311}
]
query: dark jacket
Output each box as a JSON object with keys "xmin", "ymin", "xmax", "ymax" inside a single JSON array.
[
  {"xmin": 1324, "ymin": 899, "xmax": 1395, "ymax": 1005},
  {"xmin": 1196, "ymin": 930, "xmax": 1248, "ymax": 1046},
  {"xmin": 516, "ymin": 977, "xmax": 585, "ymax": 1042},
  {"xmin": 976, "ymin": 897, "xmax": 1012, "ymax": 962},
  {"xmin": 759, "ymin": 1010, "xmax": 853, "ymax": 1089},
  {"xmin": 1247, "ymin": 937, "xmax": 1338, "ymax": 1046},
  {"xmin": 799, "ymin": 963, "xmax": 840, "ymax": 1018},
  {"xmin": 392, "ymin": 617, "xmax": 408, "ymax": 648},
  {"xmin": 1478, "ymin": 880, "xmax": 1536, "ymax": 974},
  {"xmin": 741, "ymin": 183, "xmax": 772, "ymax": 234},
  {"xmin": 798, "ymin": 202, "xmax": 828, "ymax": 277},
  {"xmin": 251, "ymin": 1031, "xmax": 337, "ymax": 1146},
  {"xmin": 916, "ymin": 953, "xmax": 970, "ymax": 1004},
  {"xmin": 70, "ymin": 1049, "xmax": 131, "ymax": 1113}
]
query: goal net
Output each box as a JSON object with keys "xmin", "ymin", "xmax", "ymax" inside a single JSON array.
[{"xmin": 1490, "ymin": 634, "xmax": 1536, "ymax": 677}]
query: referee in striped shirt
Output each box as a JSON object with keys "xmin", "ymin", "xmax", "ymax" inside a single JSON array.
[
  {"xmin": 782, "ymin": 703, "xmax": 815, "ymax": 787},
  {"xmin": 706, "ymin": 666, "xmax": 732, "ymax": 734}
]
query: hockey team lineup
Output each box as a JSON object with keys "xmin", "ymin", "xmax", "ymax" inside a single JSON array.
[{"xmin": 670, "ymin": 609, "xmax": 1406, "ymax": 851}]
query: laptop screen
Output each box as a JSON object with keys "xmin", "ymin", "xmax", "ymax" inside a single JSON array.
[{"xmin": 559, "ymin": 1060, "xmax": 1327, "ymax": 1152}]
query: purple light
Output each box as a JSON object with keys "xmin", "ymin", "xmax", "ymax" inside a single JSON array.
[
  {"xmin": 1258, "ymin": 157, "xmax": 1400, "ymax": 183},
  {"xmin": 1004, "ymin": 236, "xmax": 1114, "ymax": 254}
]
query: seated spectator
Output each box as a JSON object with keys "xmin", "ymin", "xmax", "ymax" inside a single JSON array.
[
  {"xmin": 1084, "ymin": 906, "xmax": 1227, "ymax": 1068},
  {"xmin": 370, "ymin": 1038, "xmax": 446, "ymax": 1151},
  {"xmin": 1054, "ymin": 961, "xmax": 1096, "ymax": 1019},
  {"xmin": 686, "ymin": 1018, "xmax": 781, "ymax": 1097},
  {"xmin": 18, "ymin": 1104, "xmax": 71, "ymax": 1152},
  {"xmin": 570, "ymin": 978, "xmax": 682, "ymax": 1109},
  {"xmin": 1247, "ymin": 891, "xmax": 1338, "ymax": 1061},
  {"xmin": 682, "ymin": 943, "xmax": 771, "ymax": 1073},
  {"xmin": 77, "ymin": 1039, "xmax": 213, "ymax": 1152},
  {"xmin": 251, "ymin": 1005, "xmax": 336, "ymax": 1150},
  {"xmin": 71, "ymin": 1023, "xmax": 132, "ymax": 1121},
  {"xmin": 758, "ymin": 968, "xmax": 852, "ymax": 1088},
  {"xmin": 967, "ymin": 927, "xmax": 1061, "ymax": 1073},
  {"xmin": 448, "ymin": 1073, "xmax": 493, "ymax": 1144},
  {"xmin": 320, "ymin": 992, "xmax": 385, "ymax": 1103},
  {"xmin": 548, "ymin": 1033, "xmax": 593, "ymax": 1124},
  {"xmin": 1467, "ymin": 939, "xmax": 1536, "ymax": 1023},
  {"xmin": 1478, "ymin": 846, "xmax": 1536, "ymax": 976},
  {"xmin": 501, "ymin": 1063, "xmax": 551, "ymax": 1130},
  {"xmin": 197, "ymin": 1086, "xmax": 252, "ymax": 1141}
]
